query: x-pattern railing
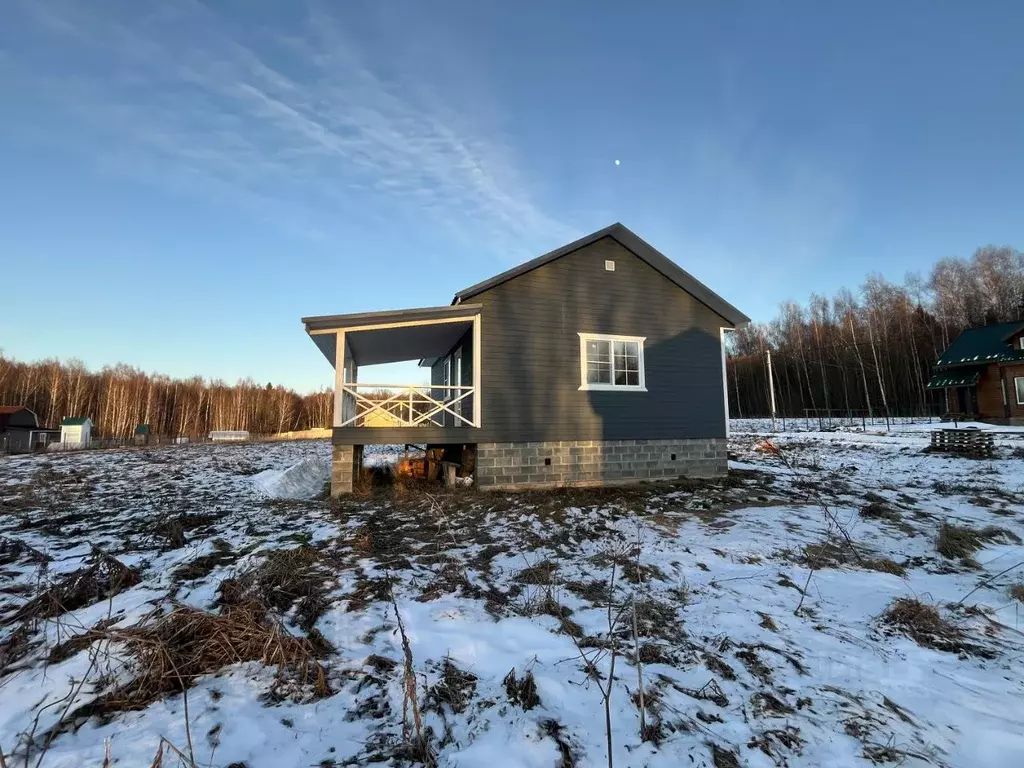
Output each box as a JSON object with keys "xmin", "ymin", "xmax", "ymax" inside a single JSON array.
[{"xmin": 339, "ymin": 383, "xmax": 477, "ymax": 428}]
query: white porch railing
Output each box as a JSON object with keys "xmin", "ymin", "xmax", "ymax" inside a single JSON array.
[{"xmin": 338, "ymin": 383, "xmax": 477, "ymax": 428}]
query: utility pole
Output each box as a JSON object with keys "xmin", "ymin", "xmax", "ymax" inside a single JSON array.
[{"xmin": 766, "ymin": 348, "xmax": 778, "ymax": 432}]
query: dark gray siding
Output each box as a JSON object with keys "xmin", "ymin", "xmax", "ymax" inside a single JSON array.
[{"xmin": 473, "ymin": 236, "xmax": 730, "ymax": 442}]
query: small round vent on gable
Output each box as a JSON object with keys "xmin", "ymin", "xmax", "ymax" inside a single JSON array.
[{"xmin": 604, "ymin": 260, "xmax": 616, "ymax": 272}]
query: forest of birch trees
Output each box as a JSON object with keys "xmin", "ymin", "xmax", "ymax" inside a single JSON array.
[
  {"xmin": 727, "ymin": 245, "xmax": 1024, "ymax": 418},
  {"xmin": 0, "ymin": 356, "xmax": 333, "ymax": 438}
]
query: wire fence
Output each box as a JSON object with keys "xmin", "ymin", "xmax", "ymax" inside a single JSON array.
[
  {"xmin": 731, "ymin": 408, "xmax": 948, "ymax": 433},
  {"xmin": 796, "ymin": 408, "xmax": 942, "ymax": 432}
]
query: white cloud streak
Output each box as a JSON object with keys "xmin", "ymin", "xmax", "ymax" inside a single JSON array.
[{"xmin": 3, "ymin": 0, "xmax": 575, "ymax": 256}]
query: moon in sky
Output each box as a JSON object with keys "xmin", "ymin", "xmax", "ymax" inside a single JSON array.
[{"xmin": 614, "ymin": 159, "xmax": 620, "ymax": 166}]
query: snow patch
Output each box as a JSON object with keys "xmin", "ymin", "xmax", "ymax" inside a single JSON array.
[{"xmin": 251, "ymin": 458, "xmax": 328, "ymax": 499}]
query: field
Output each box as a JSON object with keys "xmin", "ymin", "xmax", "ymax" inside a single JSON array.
[{"xmin": 1, "ymin": 423, "xmax": 1024, "ymax": 767}]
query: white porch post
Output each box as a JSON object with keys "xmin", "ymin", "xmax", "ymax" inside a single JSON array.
[
  {"xmin": 333, "ymin": 331, "xmax": 346, "ymax": 428},
  {"xmin": 472, "ymin": 314, "xmax": 482, "ymax": 427}
]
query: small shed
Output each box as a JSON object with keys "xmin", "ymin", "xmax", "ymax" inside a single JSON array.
[
  {"xmin": 61, "ymin": 417, "xmax": 93, "ymax": 447},
  {"xmin": 1, "ymin": 407, "xmax": 43, "ymax": 453},
  {"xmin": 134, "ymin": 424, "xmax": 150, "ymax": 446}
]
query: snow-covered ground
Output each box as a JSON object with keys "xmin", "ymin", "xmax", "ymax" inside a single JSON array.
[{"xmin": 1, "ymin": 433, "xmax": 1023, "ymax": 767}]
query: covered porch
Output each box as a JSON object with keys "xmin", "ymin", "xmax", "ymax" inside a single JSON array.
[
  {"xmin": 926, "ymin": 368, "xmax": 981, "ymax": 419},
  {"xmin": 303, "ymin": 304, "xmax": 482, "ymax": 445}
]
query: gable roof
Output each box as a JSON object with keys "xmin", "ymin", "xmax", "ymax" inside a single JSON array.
[
  {"xmin": 0, "ymin": 406, "xmax": 38, "ymax": 430},
  {"xmin": 452, "ymin": 223, "xmax": 751, "ymax": 327},
  {"xmin": 61, "ymin": 417, "xmax": 92, "ymax": 426},
  {"xmin": 935, "ymin": 321, "xmax": 1024, "ymax": 368}
]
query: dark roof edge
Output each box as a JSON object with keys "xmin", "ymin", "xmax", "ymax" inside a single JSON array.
[
  {"xmin": 303, "ymin": 303, "xmax": 482, "ymax": 332},
  {"xmin": 452, "ymin": 223, "xmax": 750, "ymax": 328}
]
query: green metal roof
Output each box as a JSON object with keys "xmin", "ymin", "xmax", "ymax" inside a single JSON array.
[
  {"xmin": 926, "ymin": 370, "xmax": 982, "ymax": 389},
  {"xmin": 60, "ymin": 416, "xmax": 91, "ymax": 426},
  {"xmin": 935, "ymin": 321, "xmax": 1024, "ymax": 368},
  {"xmin": 135, "ymin": 424, "xmax": 150, "ymax": 434}
]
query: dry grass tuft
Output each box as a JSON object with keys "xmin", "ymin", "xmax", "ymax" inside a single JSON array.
[
  {"xmin": 515, "ymin": 560, "xmax": 558, "ymax": 585},
  {"xmin": 425, "ymin": 658, "xmax": 477, "ymax": 715},
  {"xmin": 877, "ymin": 597, "xmax": 993, "ymax": 658},
  {"xmin": 1008, "ymin": 584, "xmax": 1024, "ymax": 602},
  {"xmin": 503, "ymin": 667, "xmax": 540, "ymax": 710},
  {"xmin": 881, "ymin": 598, "xmax": 947, "ymax": 640},
  {"xmin": 937, "ymin": 523, "xmax": 981, "ymax": 560},
  {"xmin": 15, "ymin": 549, "xmax": 140, "ymax": 622},
  {"xmin": 860, "ymin": 502, "xmax": 902, "ymax": 522},
  {"xmin": 47, "ymin": 618, "xmax": 118, "ymax": 664},
  {"xmin": 862, "ymin": 558, "xmax": 906, "ymax": 577},
  {"xmin": 95, "ymin": 601, "xmax": 330, "ymax": 713},
  {"xmin": 709, "ymin": 743, "xmax": 741, "ymax": 768},
  {"xmin": 937, "ymin": 522, "xmax": 1021, "ymax": 561},
  {"xmin": 218, "ymin": 545, "xmax": 332, "ymax": 635},
  {"xmin": 802, "ymin": 540, "xmax": 852, "ymax": 569}
]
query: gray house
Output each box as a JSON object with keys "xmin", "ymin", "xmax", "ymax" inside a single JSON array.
[
  {"xmin": 304, "ymin": 223, "xmax": 750, "ymax": 495},
  {"xmin": 0, "ymin": 407, "xmax": 58, "ymax": 454}
]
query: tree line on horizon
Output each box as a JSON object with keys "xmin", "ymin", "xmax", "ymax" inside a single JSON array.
[
  {"xmin": 727, "ymin": 244, "xmax": 1024, "ymax": 419},
  {"xmin": 3, "ymin": 243, "xmax": 1021, "ymax": 435},
  {"xmin": 0, "ymin": 355, "xmax": 333, "ymax": 438}
]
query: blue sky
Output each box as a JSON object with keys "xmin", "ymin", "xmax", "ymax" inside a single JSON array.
[{"xmin": 2, "ymin": 1, "xmax": 1022, "ymax": 392}]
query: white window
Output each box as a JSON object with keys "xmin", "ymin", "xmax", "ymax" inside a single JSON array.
[
  {"xmin": 1016, "ymin": 377, "xmax": 1024, "ymax": 406},
  {"xmin": 1019, "ymin": 336, "xmax": 1024, "ymax": 350},
  {"xmin": 578, "ymin": 333, "xmax": 646, "ymax": 391},
  {"xmin": 443, "ymin": 357, "xmax": 452, "ymax": 401}
]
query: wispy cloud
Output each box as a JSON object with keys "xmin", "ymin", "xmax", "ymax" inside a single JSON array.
[{"xmin": 3, "ymin": 0, "xmax": 575, "ymax": 257}]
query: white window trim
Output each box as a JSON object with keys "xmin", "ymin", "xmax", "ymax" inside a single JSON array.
[
  {"xmin": 1015, "ymin": 376, "xmax": 1024, "ymax": 406},
  {"xmin": 577, "ymin": 333, "xmax": 647, "ymax": 391}
]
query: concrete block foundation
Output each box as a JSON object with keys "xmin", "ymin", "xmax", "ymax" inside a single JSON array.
[
  {"xmin": 330, "ymin": 444, "xmax": 362, "ymax": 497},
  {"xmin": 475, "ymin": 438, "xmax": 727, "ymax": 490}
]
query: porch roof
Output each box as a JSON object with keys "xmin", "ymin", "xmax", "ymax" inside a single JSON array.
[
  {"xmin": 925, "ymin": 370, "xmax": 982, "ymax": 389},
  {"xmin": 303, "ymin": 304, "xmax": 480, "ymax": 368}
]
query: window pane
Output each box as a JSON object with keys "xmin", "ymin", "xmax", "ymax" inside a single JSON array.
[
  {"xmin": 614, "ymin": 341, "xmax": 639, "ymax": 371},
  {"xmin": 625, "ymin": 369, "xmax": 640, "ymax": 386},
  {"xmin": 587, "ymin": 361, "xmax": 611, "ymax": 384},
  {"xmin": 1016, "ymin": 377, "xmax": 1024, "ymax": 404},
  {"xmin": 586, "ymin": 340, "xmax": 610, "ymax": 363}
]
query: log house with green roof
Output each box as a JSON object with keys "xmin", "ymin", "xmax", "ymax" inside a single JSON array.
[{"xmin": 926, "ymin": 321, "xmax": 1024, "ymax": 424}]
